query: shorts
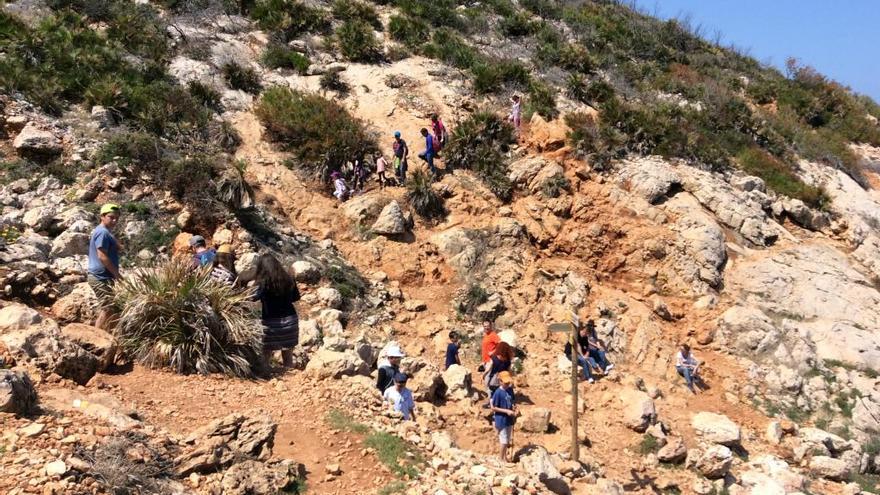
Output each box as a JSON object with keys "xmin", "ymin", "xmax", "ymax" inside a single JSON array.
[
  {"xmin": 497, "ymin": 426, "xmax": 512, "ymax": 446},
  {"xmin": 88, "ymin": 275, "xmax": 115, "ymax": 308}
]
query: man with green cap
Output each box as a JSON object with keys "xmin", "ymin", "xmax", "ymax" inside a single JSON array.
[{"xmin": 88, "ymin": 203, "xmax": 121, "ymax": 330}]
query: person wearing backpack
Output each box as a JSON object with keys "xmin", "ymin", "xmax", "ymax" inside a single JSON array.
[
  {"xmin": 188, "ymin": 235, "xmax": 216, "ymax": 269},
  {"xmin": 210, "ymin": 244, "xmax": 238, "ymax": 286},
  {"xmin": 377, "ymin": 346, "xmax": 404, "ymax": 393}
]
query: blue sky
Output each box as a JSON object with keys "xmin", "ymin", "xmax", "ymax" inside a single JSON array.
[{"xmin": 631, "ymin": 0, "xmax": 880, "ymax": 103}]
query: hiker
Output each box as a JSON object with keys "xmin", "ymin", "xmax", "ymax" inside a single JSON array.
[
  {"xmin": 254, "ymin": 253, "xmax": 300, "ymax": 368},
  {"xmin": 478, "ymin": 320, "xmax": 501, "ymax": 372},
  {"xmin": 392, "ymin": 131, "xmax": 409, "ymax": 184},
  {"xmin": 188, "ymin": 235, "xmax": 216, "ymax": 269},
  {"xmin": 490, "ymin": 371, "xmax": 516, "ymax": 463},
  {"xmin": 210, "ymin": 244, "xmax": 237, "ymax": 286},
  {"xmin": 331, "ymin": 171, "xmax": 349, "ymax": 201},
  {"xmin": 564, "ymin": 323, "xmax": 599, "ymax": 384},
  {"xmin": 418, "ymin": 128, "xmax": 436, "ymax": 175},
  {"xmin": 377, "ymin": 345, "xmax": 405, "ymax": 393},
  {"xmin": 585, "ymin": 320, "xmax": 614, "ymax": 374},
  {"xmin": 508, "ymin": 95, "xmax": 522, "ymax": 132},
  {"xmin": 351, "ymin": 158, "xmax": 366, "ymax": 194},
  {"xmin": 383, "ymin": 372, "xmax": 417, "ymax": 421},
  {"xmin": 675, "ymin": 343, "xmax": 701, "ymax": 393},
  {"xmin": 445, "ymin": 330, "xmax": 461, "ymax": 370},
  {"xmin": 375, "ymin": 153, "xmax": 390, "ymax": 189},
  {"xmin": 88, "ymin": 203, "xmax": 121, "ymax": 331},
  {"xmin": 484, "ymin": 341, "xmax": 514, "ymax": 404},
  {"xmin": 430, "ymin": 114, "xmax": 448, "ymax": 151}
]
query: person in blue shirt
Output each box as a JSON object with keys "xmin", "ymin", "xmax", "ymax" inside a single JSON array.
[
  {"xmin": 444, "ymin": 331, "xmax": 461, "ymax": 370},
  {"xmin": 188, "ymin": 235, "xmax": 216, "ymax": 269},
  {"xmin": 491, "ymin": 371, "xmax": 516, "ymax": 462},
  {"xmin": 418, "ymin": 128, "xmax": 436, "ymax": 175},
  {"xmin": 88, "ymin": 203, "xmax": 121, "ymax": 330},
  {"xmin": 383, "ymin": 372, "xmax": 417, "ymax": 421}
]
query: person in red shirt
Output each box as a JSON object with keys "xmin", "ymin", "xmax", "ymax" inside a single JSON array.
[{"xmin": 479, "ymin": 320, "xmax": 501, "ymax": 372}]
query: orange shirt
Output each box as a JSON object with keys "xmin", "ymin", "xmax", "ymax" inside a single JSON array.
[{"xmin": 481, "ymin": 332, "xmax": 501, "ymax": 363}]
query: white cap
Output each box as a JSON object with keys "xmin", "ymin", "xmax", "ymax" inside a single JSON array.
[{"xmin": 386, "ymin": 346, "xmax": 405, "ymax": 358}]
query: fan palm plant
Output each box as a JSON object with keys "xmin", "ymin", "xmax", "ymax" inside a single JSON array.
[{"xmin": 113, "ymin": 260, "xmax": 263, "ymax": 377}]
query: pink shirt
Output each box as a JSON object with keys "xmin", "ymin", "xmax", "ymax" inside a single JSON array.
[{"xmin": 376, "ymin": 157, "xmax": 387, "ymax": 172}]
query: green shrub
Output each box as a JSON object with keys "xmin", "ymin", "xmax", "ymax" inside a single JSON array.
[
  {"xmin": 188, "ymin": 81, "xmax": 223, "ymax": 112},
  {"xmin": 123, "ymin": 224, "xmax": 179, "ymax": 258},
  {"xmin": 737, "ymin": 148, "xmax": 829, "ymax": 209},
  {"xmin": 458, "ymin": 283, "xmax": 489, "ymax": 316},
  {"xmin": 520, "ymin": 0, "xmax": 561, "ymax": 19},
  {"xmin": 364, "ymin": 431, "xmax": 422, "ymax": 478},
  {"xmin": 541, "ymin": 174, "xmax": 570, "ymax": 198},
  {"xmin": 326, "ymin": 409, "xmax": 370, "ymax": 434},
  {"xmin": 250, "ymin": 0, "xmax": 329, "ymax": 40},
  {"xmin": 222, "ymin": 62, "xmax": 262, "ymax": 94},
  {"xmin": 122, "ymin": 201, "xmax": 151, "ymax": 219},
  {"xmin": 261, "ymin": 43, "xmax": 310, "ymax": 74},
  {"xmin": 125, "ymin": 81, "xmax": 212, "ymax": 136},
  {"xmin": 394, "ymin": 0, "xmax": 462, "ymax": 29},
  {"xmin": 527, "ymin": 79, "xmax": 558, "ymax": 119},
  {"xmin": 566, "ymin": 74, "xmax": 588, "ymax": 103},
  {"xmin": 444, "ymin": 111, "xmax": 516, "ymax": 202},
  {"xmin": 472, "ymin": 60, "xmax": 531, "ymax": 94},
  {"xmin": 388, "ymin": 15, "xmax": 428, "ymax": 48},
  {"xmin": 256, "ymin": 86, "xmax": 376, "ymax": 175},
  {"xmin": 326, "ymin": 264, "xmax": 366, "ymax": 300},
  {"xmin": 638, "ymin": 434, "xmax": 660, "ymax": 455},
  {"xmin": 113, "ymin": 259, "xmax": 263, "ymax": 377},
  {"xmin": 336, "ymin": 19, "xmax": 382, "ymax": 63},
  {"xmin": 96, "ymin": 132, "xmax": 166, "ymax": 168},
  {"xmin": 332, "ymin": 0, "xmax": 382, "ymax": 30},
  {"xmin": 564, "ymin": 111, "xmax": 622, "ymax": 170},
  {"xmin": 406, "ymin": 169, "xmax": 446, "ymax": 220},
  {"xmin": 422, "ymin": 28, "xmax": 479, "ymax": 69},
  {"xmin": 499, "ymin": 11, "xmax": 536, "ymax": 37},
  {"xmin": 0, "ymin": 158, "xmax": 78, "ymax": 186},
  {"xmin": 319, "ymin": 70, "xmax": 351, "ymax": 95},
  {"xmin": 215, "ymin": 160, "xmax": 255, "ymax": 210}
]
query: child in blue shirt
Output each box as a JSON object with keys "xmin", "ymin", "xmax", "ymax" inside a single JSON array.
[
  {"xmin": 490, "ymin": 371, "xmax": 516, "ymax": 462},
  {"xmin": 444, "ymin": 331, "xmax": 461, "ymax": 370}
]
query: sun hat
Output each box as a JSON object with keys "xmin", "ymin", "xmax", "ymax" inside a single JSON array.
[
  {"xmin": 188, "ymin": 235, "xmax": 206, "ymax": 247},
  {"xmin": 99, "ymin": 203, "xmax": 120, "ymax": 215},
  {"xmin": 497, "ymin": 371, "xmax": 513, "ymax": 385},
  {"xmin": 217, "ymin": 244, "xmax": 233, "ymax": 254},
  {"xmin": 394, "ymin": 131, "xmax": 401, "ymax": 138},
  {"xmin": 386, "ymin": 346, "xmax": 405, "ymax": 358},
  {"xmin": 393, "ymin": 372, "xmax": 408, "ymax": 383}
]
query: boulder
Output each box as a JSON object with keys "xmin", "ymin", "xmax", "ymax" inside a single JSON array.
[
  {"xmin": 657, "ymin": 436, "xmax": 687, "ymax": 463},
  {"xmin": 305, "ymin": 349, "xmax": 368, "ymax": 379},
  {"xmin": 371, "ymin": 200, "xmax": 407, "ymax": 235},
  {"xmin": 317, "ymin": 287, "xmax": 343, "ymax": 309},
  {"xmin": 441, "ymin": 364, "xmax": 472, "ymax": 400},
  {"xmin": 617, "ymin": 158, "xmax": 681, "ymax": 204},
  {"xmin": 739, "ymin": 455, "xmax": 805, "ymax": 494},
  {"xmin": 691, "ymin": 412, "xmax": 741, "ymax": 446},
  {"xmin": 341, "ymin": 194, "xmax": 390, "ymax": 224},
  {"xmin": 809, "ymin": 456, "xmax": 849, "ymax": 481},
  {"xmin": 13, "ymin": 122, "xmax": 62, "ymax": 155},
  {"xmin": 619, "ymin": 389, "xmax": 656, "ymax": 432},
  {"xmin": 1, "ymin": 322, "xmax": 99, "ymax": 385},
  {"xmin": 518, "ymin": 445, "xmax": 569, "ymax": 495},
  {"xmin": 220, "ymin": 460, "xmax": 305, "ymax": 495},
  {"xmin": 508, "ymin": 156, "xmax": 548, "ymax": 187},
  {"xmin": 404, "ymin": 299, "xmax": 427, "ymax": 312},
  {"xmin": 41, "ymin": 389, "xmax": 140, "ymax": 429},
  {"xmin": 0, "ymin": 303, "xmax": 43, "ymax": 332},
  {"xmin": 22, "ymin": 206, "xmax": 56, "ymax": 232},
  {"xmin": 686, "ymin": 445, "xmax": 733, "ymax": 479},
  {"xmin": 177, "ymin": 414, "xmax": 277, "ymax": 476},
  {"xmin": 292, "ymin": 260, "xmax": 320, "ymax": 284},
  {"xmin": 50, "ymin": 231, "xmax": 90, "ymax": 258},
  {"xmin": 0, "ymin": 369, "xmax": 37, "ymax": 414},
  {"xmin": 61, "ymin": 324, "xmax": 117, "ymax": 371},
  {"xmin": 298, "ymin": 320, "xmax": 320, "ymax": 347},
  {"xmin": 409, "ymin": 362, "xmax": 444, "ymax": 402},
  {"xmin": 521, "ymin": 407, "xmax": 551, "ymax": 433},
  {"xmin": 51, "ymin": 283, "xmax": 98, "ymax": 324},
  {"xmin": 235, "ymin": 252, "xmax": 259, "ymax": 275}
]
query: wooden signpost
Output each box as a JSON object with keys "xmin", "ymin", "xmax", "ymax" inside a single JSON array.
[{"xmin": 548, "ymin": 310, "xmax": 580, "ymax": 460}]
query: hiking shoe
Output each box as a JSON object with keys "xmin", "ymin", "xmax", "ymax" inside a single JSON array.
[
  {"xmin": 605, "ymin": 364, "xmax": 615, "ymax": 372},
  {"xmin": 588, "ymin": 378, "xmax": 595, "ymax": 384}
]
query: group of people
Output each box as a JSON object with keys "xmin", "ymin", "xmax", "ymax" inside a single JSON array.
[{"xmin": 87, "ymin": 204, "xmax": 304, "ymax": 368}]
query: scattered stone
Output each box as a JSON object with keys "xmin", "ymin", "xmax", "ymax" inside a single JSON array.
[
  {"xmin": 19, "ymin": 422, "xmax": 46, "ymax": 437},
  {"xmin": 44, "ymin": 460, "xmax": 68, "ymax": 477},
  {"xmin": 219, "ymin": 460, "xmax": 305, "ymax": 495},
  {"xmin": 809, "ymin": 456, "xmax": 849, "ymax": 481},
  {"xmin": 61, "ymin": 323, "xmax": 117, "ymax": 371},
  {"xmin": 0, "ymin": 303, "xmax": 43, "ymax": 331},
  {"xmin": 619, "ymin": 389, "xmax": 656, "ymax": 432},
  {"xmin": 292, "ymin": 260, "xmax": 320, "ymax": 284},
  {"xmin": 521, "ymin": 407, "xmax": 552, "ymax": 433},
  {"xmin": 177, "ymin": 414, "xmax": 277, "ymax": 475},
  {"xmin": 325, "ymin": 463, "xmax": 341, "ymax": 475},
  {"xmin": 305, "ymin": 349, "xmax": 368, "ymax": 379},
  {"xmin": 691, "ymin": 412, "xmax": 741, "ymax": 446},
  {"xmin": 13, "ymin": 122, "xmax": 62, "ymax": 155},
  {"xmin": 686, "ymin": 445, "xmax": 733, "ymax": 479},
  {"xmin": 657, "ymin": 437, "xmax": 687, "ymax": 464},
  {"xmin": 371, "ymin": 200, "xmax": 407, "ymax": 235},
  {"xmin": 404, "ymin": 299, "xmax": 427, "ymax": 312},
  {"xmin": 518, "ymin": 445, "xmax": 569, "ymax": 495},
  {"xmin": 317, "ymin": 287, "xmax": 343, "ymax": 309},
  {"xmin": 0, "ymin": 369, "xmax": 37, "ymax": 414}
]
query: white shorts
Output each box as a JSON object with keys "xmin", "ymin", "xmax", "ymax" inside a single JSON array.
[{"xmin": 497, "ymin": 426, "xmax": 512, "ymax": 445}]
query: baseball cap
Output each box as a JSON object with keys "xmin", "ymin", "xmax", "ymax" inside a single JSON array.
[
  {"xmin": 498, "ymin": 371, "xmax": 513, "ymax": 385},
  {"xmin": 386, "ymin": 346, "xmax": 405, "ymax": 358},
  {"xmin": 99, "ymin": 203, "xmax": 120, "ymax": 215},
  {"xmin": 188, "ymin": 235, "xmax": 206, "ymax": 247},
  {"xmin": 393, "ymin": 372, "xmax": 408, "ymax": 383},
  {"xmin": 217, "ymin": 244, "xmax": 233, "ymax": 254},
  {"xmin": 394, "ymin": 131, "xmax": 401, "ymax": 138}
]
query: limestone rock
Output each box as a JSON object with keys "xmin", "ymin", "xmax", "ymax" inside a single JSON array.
[
  {"xmin": 691, "ymin": 412, "xmax": 741, "ymax": 446},
  {"xmin": 371, "ymin": 200, "xmax": 407, "ymax": 235},
  {"xmin": 409, "ymin": 362, "xmax": 443, "ymax": 402},
  {"xmin": 51, "ymin": 283, "xmax": 97, "ymax": 324},
  {"xmin": 0, "ymin": 303, "xmax": 43, "ymax": 332},
  {"xmin": 317, "ymin": 287, "xmax": 343, "ymax": 309},
  {"xmin": 617, "ymin": 158, "xmax": 681, "ymax": 204},
  {"xmin": 177, "ymin": 414, "xmax": 277, "ymax": 476},
  {"xmin": 292, "ymin": 260, "xmax": 320, "ymax": 284},
  {"xmin": 657, "ymin": 436, "xmax": 687, "ymax": 463},
  {"xmin": 45, "ymin": 460, "xmax": 68, "ymax": 477},
  {"xmin": 619, "ymin": 389, "xmax": 656, "ymax": 432},
  {"xmin": 0, "ymin": 369, "xmax": 37, "ymax": 414},
  {"xmin": 686, "ymin": 445, "xmax": 733, "ymax": 479},
  {"xmin": 441, "ymin": 364, "xmax": 472, "ymax": 400},
  {"xmin": 13, "ymin": 122, "xmax": 62, "ymax": 155},
  {"xmin": 298, "ymin": 320, "xmax": 320, "ymax": 347},
  {"xmin": 809, "ymin": 456, "xmax": 849, "ymax": 481},
  {"xmin": 41, "ymin": 389, "xmax": 139, "ymax": 429},
  {"xmin": 518, "ymin": 445, "xmax": 569, "ymax": 495},
  {"xmin": 50, "ymin": 231, "xmax": 90, "ymax": 258},
  {"xmin": 341, "ymin": 194, "xmax": 390, "ymax": 224},
  {"xmin": 305, "ymin": 349, "xmax": 368, "ymax": 379},
  {"xmin": 404, "ymin": 299, "xmax": 427, "ymax": 312},
  {"xmin": 220, "ymin": 460, "xmax": 304, "ymax": 495},
  {"xmin": 23, "ymin": 206, "xmax": 56, "ymax": 232},
  {"xmin": 61, "ymin": 323, "xmax": 117, "ymax": 371},
  {"xmin": 521, "ymin": 407, "xmax": 551, "ymax": 433},
  {"xmin": 1, "ymin": 321, "xmax": 99, "ymax": 385}
]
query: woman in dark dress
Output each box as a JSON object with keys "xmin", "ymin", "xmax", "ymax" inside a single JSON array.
[{"xmin": 253, "ymin": 254, "xmax": 300, "ymax": 368}]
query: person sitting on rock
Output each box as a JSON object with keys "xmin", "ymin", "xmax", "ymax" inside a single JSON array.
[
  {"xmin": 445, "ymin": 330, "xmax": 461, "ymax": 370},
  {"xmin": 675, "ymin": 343, "xmax": 701, "ymax": 393},
  {"xmin": 383, "ymin": 372, "xmax": 416, "ymax": 421},
  {"xmin": 377, "ymin": 346, "xmax": 404, "ymax": 393},
  {"xmin": 188, "ymin": 235, "xmax": 216, "ymax": 269},
  {"xmin": 491, "ymin": 371, "xmax": 516, "ymax": 462},
  {"xmin": 564, "ymin": 323, "xmax": 599, "ymax": 384},
  {"xmin": 585, "ymin": 320, "xmax": 614, "ymax": 375}
]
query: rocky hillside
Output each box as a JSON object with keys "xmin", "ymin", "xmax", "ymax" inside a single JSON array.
[{"xmin": 2, "ymin": 0, "xmax": 880, "ymax": 494}]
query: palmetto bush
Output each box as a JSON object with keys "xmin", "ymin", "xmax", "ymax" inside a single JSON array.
[
  {"xmin": 405, "ymin": 169, "xmax": 446, "ymax": 220},
  {"xmin": 113, "ymin": 260, "xmax": 263, "ymax": 377}
]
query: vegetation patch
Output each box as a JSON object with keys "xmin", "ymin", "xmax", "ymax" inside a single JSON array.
[
  {"xmin": 222, "ymin": 62, "xmax": 262, "ymax": 94},
  {"xmin": 405, "ymin": 169, "xmax": 446, "ymax": 221},
  {"xmin": 326, "ymin": 409, "xmax": 370, "ymax": 434},
  {"xmin": 365, "ymin": 431, "xmax": 422, "ymax": 478},
  {"xmin": 261, "ymin": 44, "xmax": 310, "ymax": 74},
  {"xmin": 332, "ymin": 0, "xmax": 382, "ymax": 30},
  {"xmin": 250, "ymin": 0, "xmax": 330, "ymax": 41},
  {"xmin": 336, "ymin": 19, "xmax": 382, "ymax": 63},
  {"xmin": 444, "ymin": 111, "xmax": 516, "ymax": 202},
  {"xmin": 736, "ymin": 148, "xmax": 829, "ymax": 209}
]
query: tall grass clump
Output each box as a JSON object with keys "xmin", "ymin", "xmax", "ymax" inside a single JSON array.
[
  {"xmin": 405, "ymin": 169, "xmax": 446, "ymax": 220},
  {"xmin": 222, "ymin": 62, "xmax": 262, "ymax": 94},
  {"xmin": 113, "ymin": 260, "xmax": 263, "ymax": 377},
  {"xmin": 255, "ymin": 86, "xmax": 376, "ymax": 176},
  {"xmin": 444, "ymin": 111, "xmax": 516, "ymax": 202},
  {"xmin": 250, "ymin": 0, "xmax": 329, "ymax": 40},
  {"xmin": 261, "ymin": 43, "xmax": 310, "ymax": 74}
]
